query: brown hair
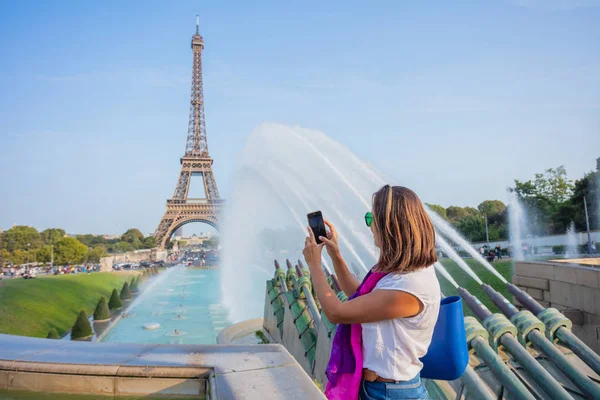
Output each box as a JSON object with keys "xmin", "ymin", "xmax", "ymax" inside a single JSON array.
[{"xmin": 372, "ymin": 185, "xmax": 437, "ymax": 273}]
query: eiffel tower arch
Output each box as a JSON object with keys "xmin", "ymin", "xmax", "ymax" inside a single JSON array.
[{"xmin": 154, "ymin": 18, "xmax": 224, "ymax": 249}]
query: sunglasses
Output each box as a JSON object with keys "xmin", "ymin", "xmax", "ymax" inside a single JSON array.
[{"xmin": 364, "ymin": 212, "xmax": 373, "ymax": 227}]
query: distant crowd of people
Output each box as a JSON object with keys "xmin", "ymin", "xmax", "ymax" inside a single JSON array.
[
  {"xmin": 1, "ymin": 264, "xmax": 101, "ymax": 279},
  {"xmin": 478, "ymin": 244, "xmax": 508, "ymax": 262}
]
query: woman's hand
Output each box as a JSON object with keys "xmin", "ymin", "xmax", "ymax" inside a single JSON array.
[
  {"xmin": 320, "ymin": 219, "xmax": 341, "ymax": 260},
  {"xmin": 303, "ymin": 227, "xmax": 324, "ymax": 269}
]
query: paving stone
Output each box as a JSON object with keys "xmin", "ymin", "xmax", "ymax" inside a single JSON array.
[
  {"xmin": 125, "ymin": 343, "xmax": 297, "ymax": 375},
  {"xmin": 554, "ymin": 266, "xmax": 578, "ymax": 284}
]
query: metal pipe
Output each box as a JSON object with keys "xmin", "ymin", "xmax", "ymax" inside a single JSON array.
[
  {"xmin": 330, "ymin": 274, "xmax": 342, "ymax": 294},
  {"xmin": 470, "ymin": 336, "xmax": 535, "ymax": 400},
  {"xmin": 484, "ymin": 284, "xmax": 600, "ymax": 399},
  {"xmin": 507, "ymin": 283, "xmax": 544, "ymax": 314},
  {"xmin": 458, "ymin": 288, "xmax": 574, "ymax": 400},
  {"xmin": 507, "ymin": 282, "xmax": 600, "ymax": 376},
  {"xmin": 555, "ymin": 328, "xmax": 600, "ymax": 376},
  {"xmin": 529, "ymin": 330, "xmax": 600, "ymax": 399},
  {"xmin": 295, "ymin": 265, "xmax": 321, "ymax": 329},
  {"xmin": 459, "ymin": 364, "xmax": 495, "ymax": 400},
  {"xmin": 274, "ymin": 260, "xmax": 287, "ymax": 293},
  {"xmin": 499, "ymin": 330, "xmax": 574, "ymax": 400}
]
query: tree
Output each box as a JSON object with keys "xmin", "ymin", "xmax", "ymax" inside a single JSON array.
[
  {"xmin": 40, "ymin": 228, "xmax": 65, "ymax": 245},
  {"xmin": 88, "ymin": 245, "xmax": 107, "ymax": 263},
  {"xmin": 35, "ymin": 245, "xmax": 53, "ymax": 264},
  {"xmin": 446, "ymin": 206, "xmax": 469, "ymax": 223},
  {"xmin": 513, "ymin": 165, "xmax": 575, "ymax": 235},
  {"xmin": 93, "ymin": 297, "xmax": 111, "ymax": 321},
  {"xmin": 54, "ymin": 237, "xmax": 88, "ymax": 265},
  {"xmin": 566, "ymin": 170, "xmax": 600, "ymax": 232},
  {"xmin": 142, "ymin": 236, "xmax": 156, "ymax": 249},
  {"xmin": 426, "ymin": 204, "xmax": 447, "ymax": 220},
  {"xmin": 46, "ymin": 328, "xmax": 60, "ymax": 339},
  {"xmin": 71, "ymin": 310, "xmax": 93, "ymax": 340},
  {"xmin": 8, "ymin": 249, "xmax": 27, "ymax": 265},
  {"xmin": 456, "ymin": 214, "xmax": 486, "ymax": 242},
  {"xmin": 2, "ymin": 226, "xmax": 41, "ymax": 251},
  {"xmin": 113, "ymin": 241, "xmax": 133, "ymax": 253},
  {"xmin": 108, "ymin": 289, "xmax": 122, "ymax": 310},
  {"xmin": 130, "ymin": 277, "xmax": 139, "ymax": 293},
  {"xmin": 477, "ymin": 200, "xmax": 506, "ymax": 219},
  {"xmin": 132, "ymin": 237, "xmax": 143, "ymax": 250},
  {"xmin": 0, "ymin": 249, "xmax": 10, "ymax": 267},
  {"xmin": 120, "ymin": 282, "xmax": 132, "ymax": 300},
  {"xmin": 121, "ymin": 229, "xmax": 144, "ymax": 244}
]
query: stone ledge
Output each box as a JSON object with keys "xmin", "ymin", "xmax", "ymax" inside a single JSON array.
[
  {"xmin": 0, "ymin": 333, "xmax": 324, "ymax": 399},
  {"xmin": 513, "ymin": 276, "xmax": 549, "ymax": 291}
]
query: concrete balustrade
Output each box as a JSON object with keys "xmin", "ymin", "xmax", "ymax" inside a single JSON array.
[
  {"xmin": 0, "ymin": 333, "xmax": 325, "ymax": 399},
  {"xmin": 513, "ymin": 260, "xmax": 600, "ymax": 354}
]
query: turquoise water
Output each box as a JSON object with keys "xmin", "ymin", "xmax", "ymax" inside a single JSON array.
[{"xmin": 101, "ymin": 266, "xmax": 230, "ymax": 344}]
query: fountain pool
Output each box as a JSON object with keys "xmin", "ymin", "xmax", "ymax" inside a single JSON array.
[{"xmin": 101, "ymin": 266, "xmax": 229, "ymax": 344}]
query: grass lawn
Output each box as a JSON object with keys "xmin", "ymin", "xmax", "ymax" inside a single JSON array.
[
  {"xmin": 0, "ymin": 272, "xmax": 138, "ymax": 338},
  {"xmin": 436, "ymin": 258, "xmax": 514, "ymax": 318}
]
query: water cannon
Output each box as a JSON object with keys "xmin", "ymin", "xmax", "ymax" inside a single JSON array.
[
  {"xmin": 273, "ymin": 259, "xmax": 287, "ymax": 292},
  {"xmin": 483, "ymin": 284, "xmax": 600, "ymax": 398},
  {"xmin": 297, "ymin": 259, "xmax": 311, "ymax": 277},
  {"xmin": 506, "ymin": 282, "xmax": 600, "ymax": 374},
  {"xmin": 458, "ymin": 287, "xmax": 572, "ymax": 399}
]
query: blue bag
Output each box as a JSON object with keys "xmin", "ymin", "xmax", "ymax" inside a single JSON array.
[{"xmin": 419, "ymin": 296, "xmax": 469, "ymax": 380}]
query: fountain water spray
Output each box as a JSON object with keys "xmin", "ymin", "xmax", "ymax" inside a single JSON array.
[
  {"xmin": 565, "ymin": 221, "xmax": 578, "ymax": 258},
  {"xmin": 436, "ymin": 238, "xmax": 483, "ymax": 285},
  {"xmin": 124, "ymin": 265, "xmax": 181, "ymax": 315},
  {"xmin": 433, "ymin": 262, "xmax": 459, "ymax": 288},
  {"xmin": 508, "ymin": 191, "xmax": 528, "ymax": 261},
  {"xmin": 221, "ymin": 123, "xmax": 508, "ymax": 321},
  {"xmin": 427, "ymin": 209, "xmax": 507, "ymax": 284}
]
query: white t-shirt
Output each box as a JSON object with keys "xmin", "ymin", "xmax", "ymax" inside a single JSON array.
[{"xmin": 362, "ymin": 266, "xmax": 441, "ymax": 381}]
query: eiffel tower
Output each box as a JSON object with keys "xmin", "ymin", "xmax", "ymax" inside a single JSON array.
[{"xmin": 154, "ymin": 17, "xmax": 224, "ymax": 248}]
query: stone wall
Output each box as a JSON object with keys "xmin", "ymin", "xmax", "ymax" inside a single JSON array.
[
  {"xmin": 99, "ymin": 248, "xmax": 168, "ymax": 272},
  {"xmin": 513, "ymin": 261, "xmax": 600, "ymax": 353}
]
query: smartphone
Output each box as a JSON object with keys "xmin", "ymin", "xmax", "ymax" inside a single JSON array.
[{"xmin": 307, "ymin": 211, "xmax": 327, "ymax": 244}]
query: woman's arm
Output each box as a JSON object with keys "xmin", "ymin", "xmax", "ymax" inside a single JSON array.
[
  {"xmin": 321, "ymin": 220, "xmax": 360, "ymax": 296},
  {"xmin": 303, "ymin": 227, "xmax": 421, "ymax": 324}
]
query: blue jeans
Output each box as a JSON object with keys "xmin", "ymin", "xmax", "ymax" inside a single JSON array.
[{"xmin": 359, "ymin": 374, "xmax": 428, "ymax": 400}]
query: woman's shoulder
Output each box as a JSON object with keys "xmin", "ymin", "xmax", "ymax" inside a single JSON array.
[{"xmin": 377, "ymin": 265, "xmax": 437, "ymax": 289}]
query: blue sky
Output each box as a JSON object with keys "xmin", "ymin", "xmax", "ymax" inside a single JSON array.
[{"xmin": 1, "ymin": 0, "xmax": 599, "ymax": 235}]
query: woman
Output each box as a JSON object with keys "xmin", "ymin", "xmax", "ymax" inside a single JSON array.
[{"xmin": 303, "ymin": 185, "xmax": 440, "ymax": 400}]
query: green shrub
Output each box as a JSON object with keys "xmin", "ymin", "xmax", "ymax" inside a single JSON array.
[
  {"xmin": 93, "ymin": 296, "xmax": 110, "ymax": 321},
  {"xmin": 552, "ymin": 245, "xmax": 566, "ymax": 254},
  {"xmin": 71, "ymin": 310, "xmax": 93, "ymax": 340},
  {"xmin": 120, "ymin": 282, "xmax": 132, "ymax": 300},
  {"xmin": 130, "ymin": 277, "xmax": 139, "ymax": 293},
  {"xmin": 108, "ymin": 289, "xmax": 122, "ymax": 310},
  {"xmin": 46, "ymin": 328, "xmax": 60, "ymax": 339}
]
